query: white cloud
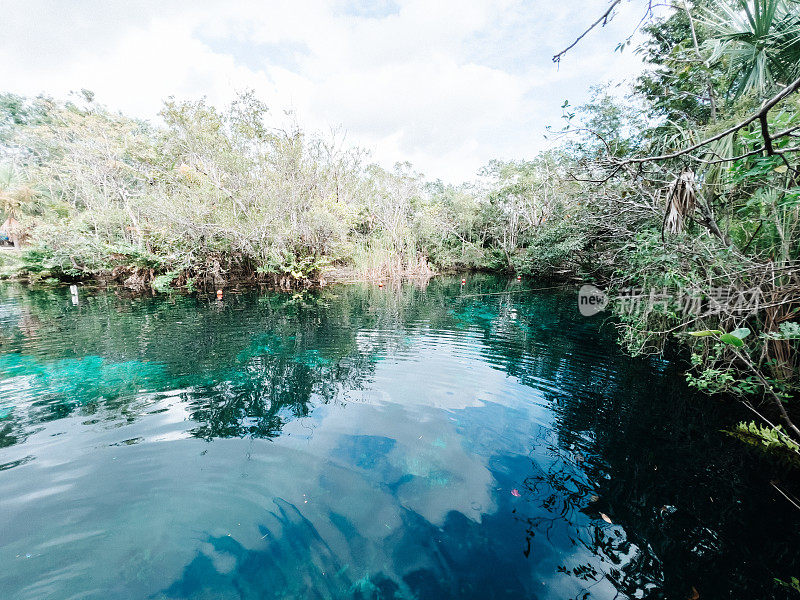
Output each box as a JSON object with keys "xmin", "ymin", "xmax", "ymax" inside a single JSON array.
[{"xmin": 0, "ymin": 0, "xmax": 660, "ymax": 182}]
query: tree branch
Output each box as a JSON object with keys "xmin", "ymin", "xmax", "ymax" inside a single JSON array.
[
  {"xmin": 759, "ymin": 113, "xmax": 775, "ymax": 155},
  {"xmin": 612, "ymin": 74, "xmax": 800, "ymax": 166},
  {"xmin": 553, "ymin": 0, "xmax": 622, "ymax": 64}
]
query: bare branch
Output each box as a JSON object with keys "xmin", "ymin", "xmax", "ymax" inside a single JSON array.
[{"xmin": 553, "ymin": 0, "xmax": 622, "ymax": 64}]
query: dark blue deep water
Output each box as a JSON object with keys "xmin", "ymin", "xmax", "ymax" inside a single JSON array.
[{"xmin": 0, "ymin": 276, "xmax": 798, "ymax": 600}]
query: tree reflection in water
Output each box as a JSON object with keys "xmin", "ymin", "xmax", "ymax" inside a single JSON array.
[
  {"xmin": 0, "ymin": 278, "xmax": 797, "ymax": 599},
  {"xmin": 512, "ymin": 315, "xmax": 800, "ymax": 599}
]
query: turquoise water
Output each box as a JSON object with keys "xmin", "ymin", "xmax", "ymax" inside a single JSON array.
[{"xmin": 0, "ymin": 277, "xmax": 797, "ymax": 599}]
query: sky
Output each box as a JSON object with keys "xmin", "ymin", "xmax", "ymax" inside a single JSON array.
[{"xmin": 0, "ymin": 0, "xmax": 660, "ymax": 183}]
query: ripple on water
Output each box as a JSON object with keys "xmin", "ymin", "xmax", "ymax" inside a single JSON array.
[{"xmin": 0, "ymin": 279, "xmax": 797, "ymax": 600}]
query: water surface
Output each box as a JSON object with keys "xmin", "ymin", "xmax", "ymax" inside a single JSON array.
[{"xmin": 0, "ymin": 277, "xmax": 797, "ymax": 599}]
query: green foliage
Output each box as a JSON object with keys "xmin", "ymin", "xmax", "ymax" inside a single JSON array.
[
  {"xmin": 720, "ymin": 329, "xmax": 748, "ymax": 347},
  {"xmin": 767, "ymin": 321, "xmax": 800, "ymax": 340},
  {"xmin": 511, "ymin": 218, "xmax": 588, "ymax": 277},
  {"xmin": 728, "ymin": 421, "xmax": 800, "ymax": 459},
  {"xmin": 258, "ymin": 250, "xmax": 330, "ymax": 281},
  {"xmin": 703, "ymin": 0, "xmax": 800, "ymax": 98},
  {"xmin": 775, "ymin": 577, "xmax": 800, "ymax": 594},
  {"xmin": 152, "ymin": 271, "xmax": 179, "ymax": 293},
  {"xmin": 553, "ymin": 1, "xmax": 800, "ymax": 437},
  {"xmin": 0, "ymin": 92, "xmax": 441, "ymax": 287}
]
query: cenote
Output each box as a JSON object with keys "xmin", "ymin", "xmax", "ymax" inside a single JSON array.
[{"xmin": 0, "ymin": 276, "xmax": 798, "ymax": 600}]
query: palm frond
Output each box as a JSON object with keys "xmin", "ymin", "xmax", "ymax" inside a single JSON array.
[
  {"xmin": 702, "ymin": 0, "xmax": 800, "ymax": 98},
  {"xmin": 663, "ymin": 170, "xmax": 697, "ymax": 236}
]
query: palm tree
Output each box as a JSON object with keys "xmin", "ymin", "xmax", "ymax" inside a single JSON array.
[{"xmin": 704, "ymin": 0, "xmax": 800, "ymax": 99}]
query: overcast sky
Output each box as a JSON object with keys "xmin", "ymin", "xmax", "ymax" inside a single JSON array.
[{"xmin": 1, "ymin": 0, "xmax": 659, "ymax": 182}]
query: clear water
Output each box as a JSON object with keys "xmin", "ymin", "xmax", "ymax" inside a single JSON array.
[{"xmin": 0, "ymin": 276, "xmax": 797, "ymax": 600}]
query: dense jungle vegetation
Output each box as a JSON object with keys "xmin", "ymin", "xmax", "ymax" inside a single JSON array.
[{"xmin": 0, "ymin": 0, "xmax": 799, "ymax": 453}]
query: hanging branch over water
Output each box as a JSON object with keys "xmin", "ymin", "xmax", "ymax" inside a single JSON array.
[{"xmin": 553, "ymin": 3, "xmax": 800, "ymax": 449}]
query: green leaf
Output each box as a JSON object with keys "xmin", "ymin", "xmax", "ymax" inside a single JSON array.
[
  {"xmin": 719, "ymin": 333, "xmax": 745, "ymax": 347},
  {"xmin": 688, "ymin": 329, "xmax": 723, "ymax": 337},
  {"xmin": 730, "ymin": 327, "xmax": 751, "ymax": 340}
]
